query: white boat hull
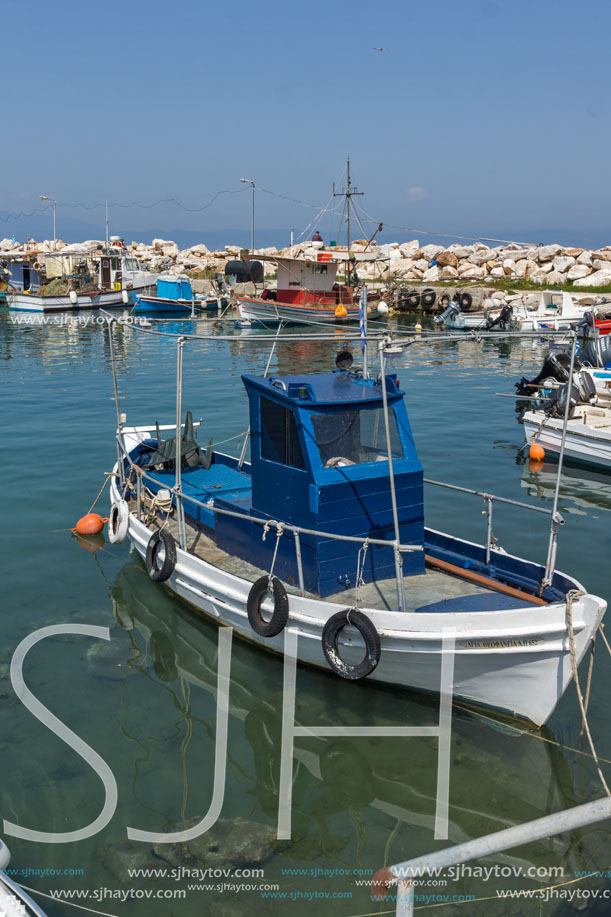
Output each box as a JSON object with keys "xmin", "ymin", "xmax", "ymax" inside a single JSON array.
[
  {"xmin": 8, "ymin": 274, "xmax": 156, "ymax": 312},
  {"xmin": 523, "ymin": 409, "xmax": 611, "ymax": 470},
  {"xmin": 111, "ymin": 476, "xmax": 605, "ymax": 726},
  {"xmin": 237, "ymin": 297, "xmax": 360, "ymax": 324}
]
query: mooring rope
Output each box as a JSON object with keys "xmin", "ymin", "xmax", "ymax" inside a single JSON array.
[{"xmin": 565, "ymin": 590, "xmax": 610, "ymax": 796}]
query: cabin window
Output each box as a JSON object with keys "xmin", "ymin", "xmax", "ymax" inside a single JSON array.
[
  {"xmin": 313, "ymin": 265, "xmax": 328, "ymax": 275},
  {"xmin": 312, "ymin": 407, "xmax": 404, "ymax": 467},
  {"xmin": 260, "ymin": 397, "xmax": 306, "ymax": 469}
]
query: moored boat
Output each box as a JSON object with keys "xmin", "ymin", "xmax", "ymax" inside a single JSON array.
[
  {"xmin": 0, "ymin": 840, "xmax": 48, "ymax": 916},
  {"xmin": 105, "ymin": 328, "xmax": 606, "ymax": 726},
  {"xmin": 8, "ymin": 241, "xmax": 157, "ymax": 312}
]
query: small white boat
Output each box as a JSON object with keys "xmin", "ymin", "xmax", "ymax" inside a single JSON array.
[
  {"xmin": 437, "ymin": 292, "xmax": 593, "ymax": 333},
  {"xmin": 105, "ymin": 335, "xmax": 606, "ymax": 727},
  {"xmin": 523, "ymin": 402, "xmax": 611, "ymax": 470},
  {"xmin": 0, "ymin": 839, "xmax": 48, "ymax": 916}
]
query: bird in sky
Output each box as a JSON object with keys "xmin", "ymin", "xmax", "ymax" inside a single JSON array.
[{"xmin": 373, "ymin": 47, "xmax": 384, "ymax": 51}]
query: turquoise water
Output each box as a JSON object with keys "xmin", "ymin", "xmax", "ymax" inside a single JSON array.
[{"xmin": 1, "ymin": 310, "xmax": 611, "ymax": 916}]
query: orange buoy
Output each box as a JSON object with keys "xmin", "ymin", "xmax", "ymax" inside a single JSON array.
[
  {"xmin": 335, "ymin": 304, "xmax": 348, "ymax": 318},
  {"xmin": 529, "ymin": 442, "xmax": 545, "ymax": 461},
  {"xmin": 529, "ymin": 459, "xmax": 545, "ymax": 473},
  {"xmin": 72, "ymin": 513, "xmax": 108, "ymax": 536}
]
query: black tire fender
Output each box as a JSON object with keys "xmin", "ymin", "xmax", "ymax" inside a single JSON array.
[
  {"xmin": 247, "ymin": 575, "xmax": 289, "ymax": 638},
  {"xmin": 146, "ymin": 530, "xmax": 177, "ymax": 583},
  {"xmin": 459, "ymin": 292, "xmax": 473, "ymax": 311},
  {"xmin": 322, "ymin": 608, "xmax": 381, "ymax": 680},
  {"xmin": 404, "ymin": 290, "xmax": 421, "ymax": 309},
  {"xmin": 421, "ymin": 287, "xmax": 436, "ymax": 309},
  {"xmin": 438, "ymin": 293, "xmax": 450, "ymax": 309}
]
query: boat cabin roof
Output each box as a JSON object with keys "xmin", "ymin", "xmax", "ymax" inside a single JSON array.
[{"xmin": 242, "ymin": 371, "xmax": 402, "ymax": 408}]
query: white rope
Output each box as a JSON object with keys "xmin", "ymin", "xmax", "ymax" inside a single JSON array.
[
  {"xmin": 355, "ymin": 539, "xmax": 370, "ymax": 608},
  {"xmin": 268, "ymin": 523, "xmax": 285, "ymax": 586}
]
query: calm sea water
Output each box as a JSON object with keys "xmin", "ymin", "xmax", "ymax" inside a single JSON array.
[{"xmin": 1, "ymin": 310, "xmax": 610, "ymax": 916}]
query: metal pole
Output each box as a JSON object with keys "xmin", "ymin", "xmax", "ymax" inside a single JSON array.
[
  {"xmin": 175, "ymin": 337, "xmax": 186, "ymax": 548},
  {"xmin": 251, "ymin": 183, "xmax": 255, "ymax": 253},
  {"xmin": 543, "ymin": 333, "xmax": 576, "ymax": 586},
  {"xmin": 53, "ymin": 200, "xmax": 56, "ymax": 249},
  {"xmin": 238, "ymin": 322, "xmax": 283, "ymax": 471},
  {"xmin": 484, "ymin": 495, "xmax": 493, "ymax": 565},
  {"xmin": 136, "ymin": 473, "xmax": 142, "ymax": 521},
  {"xmin": 384, "ymin": 796, "xmax": 611, "ymax": 889},
  {"xmin": 105, "ymin": 200, "xmax": 109, "ymax": 245},
  {"xmin": 293, "ymin": 530, "xmax": 305, "ymax": 596},
  {"xmin": 107, "ymin": 318, "xmax": 125, "ymax": 484},
  {"xmin": 362, "ymin": 286, "xmax": 368, "ymax": 378},
  {"xmin": 379, "ymin": 344, "xmax": 406, "ymax": 613}
]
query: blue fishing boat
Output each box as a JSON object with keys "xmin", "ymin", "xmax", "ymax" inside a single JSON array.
[
  {"xmin": 134, "ymin": 274, "xmax": 223, "ymax": 314},
  {"xmin": 105, "ymin": 331, "xmax": 606, "ymax": 727}
]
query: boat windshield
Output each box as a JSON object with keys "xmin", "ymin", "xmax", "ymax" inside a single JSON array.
[{"xmin": 312, "ymin": 407, "xmax": 403, "ymax": 467}]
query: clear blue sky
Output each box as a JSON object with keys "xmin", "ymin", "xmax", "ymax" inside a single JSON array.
[{"xmin": 2, "ymin": 0, "xmax": 610, "ymax": 245}]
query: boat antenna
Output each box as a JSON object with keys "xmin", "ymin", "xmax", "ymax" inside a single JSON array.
[
  {"xmin": 333, "ymin": 158, "xmax": 363, "ymax": 286},
  {"xmin": 105, "ymin": 200, "xmax": 109, "ymax": 245}
]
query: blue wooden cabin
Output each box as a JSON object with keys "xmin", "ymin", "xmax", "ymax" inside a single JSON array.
[{"xmin": 212, "ymin": 371, "xmax": 425, "ymax": 596}]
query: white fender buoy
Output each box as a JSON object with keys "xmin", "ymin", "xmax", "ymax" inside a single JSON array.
[
  {"xmin": 69, "ymin": 290, "xmax": 78, "ymax": 305},
  {"xmin": 377, "ymin": 300, "xmax": 389, "ymax": 315},
  {"xmin": 122, "ymin": 290, "xmax": 129, "ymax": 304},
  {"xmin": 108, "ymin": 500, "xmax": 129, "ymax": 544}
]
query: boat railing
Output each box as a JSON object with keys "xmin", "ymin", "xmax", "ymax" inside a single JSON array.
[
  {"xmin": 115, "ymin": 432, "xmax": 422, "ymax": 603},
  {"xmin": 423, "ymin": 477, "xmax": 558, "ymax": 565},
  {"xmin": 371, "ymin": 796, "xmax": 611, "ymax": 915}
]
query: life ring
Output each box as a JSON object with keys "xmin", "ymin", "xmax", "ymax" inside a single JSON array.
[
  {"xmin": 108, "ymin": 499, "xmax": 129, "ymax": 544},
  {"xmin": 322, "ymin": 608, "xmax": 381, "ymax": 680},
  {"xmin": 150, "ymin": 631, "xmax": 178, "ymax": 682},
  {"xmin": 146, "ymin": 530, "xmax": 176, "ymax": 582},
  {"xmin": 459, "ymin": 292, "xmax": 472, "ymax": 312},
  {"xmin": 421, "ymin": 287, "xmax": 436, "ymax": 309},
  {"xmin": 247, "ymin": 575, "xmax": 289, "ymax": 637},
  {"xmin": 33, "ymin": 261, "xmax": 43, "ymax": 272}
]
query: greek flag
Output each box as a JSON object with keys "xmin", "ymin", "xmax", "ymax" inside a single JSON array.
[{"xmin": 359, "ymin": 293, "xmax": 366, "ymax": 352}]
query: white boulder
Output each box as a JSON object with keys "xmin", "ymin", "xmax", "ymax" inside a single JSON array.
[
  {"xmin": 536, "ymin": 244, "xmax": 563, "ymax": 262},
  {"xmin": 422, "ymin": 265, "xmax": 441, "ymax": 281},
  {"xmin": 566, "ymin": 264, "xmax": 592, "ymax": 281},
  {"xmin": 574, "ymin": 268, "xmax": 611, "ymax": 287},
  {"xmin": 552, "ymin": 255, "xmax": 576, "ymax": 273}
]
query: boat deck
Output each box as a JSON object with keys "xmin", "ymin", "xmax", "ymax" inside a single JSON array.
[{"xmin": 130, "ymin": 492, "xmax": 533, "ymax": 614}]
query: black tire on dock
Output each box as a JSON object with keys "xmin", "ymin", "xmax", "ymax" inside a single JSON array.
[
  {"xmin": 438, "ymin": 293, "xmax": 450, "ymax": 308},
  {"xmin": 247, "ymin": 575, "xmax": 289, "ymax": 638},
  {"xmin": 404, "ymin": 290, "xmax": 421, "ymax": 309},
  {"xmin": 421, "ymin": 288, "xmax": 436, "ymax": 309},
  {"xmin": 459, "ymin": 292, "xmax": 473, "ymax": 311},
  {"xmin": 321, "ymin": 608, "xmax": 381, "ymax": 680},
  {"xmin": 146, "ymin": 530, "xmax": 177, "ymax": 582}
]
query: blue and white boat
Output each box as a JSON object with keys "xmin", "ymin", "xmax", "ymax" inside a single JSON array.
[
  {"xmin": 134, "ymin": 274, "xmax": 205, "ymax": 313},
  {"xmin": 106, "ymin": 337, "xmax": 606, "ymax": 726}
]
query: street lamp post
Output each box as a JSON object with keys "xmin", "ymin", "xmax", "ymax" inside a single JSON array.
[
  {"xmin": 39, "ymin": 195, "xmax": 57, "ymax": 249},
  {"xmin": 240, "ymin": 178, "xmax": 255, "ymax": 252}
]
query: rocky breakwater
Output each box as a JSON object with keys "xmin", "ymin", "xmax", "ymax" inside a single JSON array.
[
  {"xmin": 3, "ymin": 235, "xmax": 611, "ymax": 297},
  {"xmin": 375, "ymin": 239, "xmax": 611, "ymax": 289}
]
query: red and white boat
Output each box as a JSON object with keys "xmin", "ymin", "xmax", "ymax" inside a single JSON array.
[{"xmin": 237, "ymin": 244, "xmax": 386, "ymax": 325}]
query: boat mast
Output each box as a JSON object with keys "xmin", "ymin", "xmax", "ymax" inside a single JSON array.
[{"xmin": 333, "ymin": 158, "xmax": 363, "ymax": 286}]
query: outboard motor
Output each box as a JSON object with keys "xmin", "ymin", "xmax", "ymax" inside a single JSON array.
[
  {"xmin": 485, "ymin": 304, "xmax": 514, "ymax": 331},
  {"xmin": 580, "ymin": 338, "xmax": 611, "ymax": 369},
  {"xmin": 515, "ymin": 350, "xmax": 581, "ymax": 396},
  {"xmin": 571, "ymin": 310, "xmax": 596, "ymax": 334},
  {"xmin": 434, "ymin": 300, "xmax": 461, "ymax": 325},
  {"xmin": 544, "ymin": 382, "xmax": 581, "ymax": 418}
]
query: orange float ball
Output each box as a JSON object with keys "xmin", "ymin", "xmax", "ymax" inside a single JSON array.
[
  {"xmin": 529, "ymin": 442, "xmax": 545, "ymax": 461},
  {"xmin": 529, "ymin": 459, "xmax": 545, "ymax": 473},
  {"xmin": 72, "ymin": 513, "xmax": 108, "ymax": 536},
  {"xmin": 335, "ymin": 304, "xmax": 348, "ymax": 318}
]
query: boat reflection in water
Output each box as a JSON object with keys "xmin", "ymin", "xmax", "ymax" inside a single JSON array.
[
  {"xmin": 105, "ymin": 559, "xmax": 611, "ymax": 907},
  {"xmin": 521, "ymin": 460, "xmax": 611, "ymax": 516}
]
